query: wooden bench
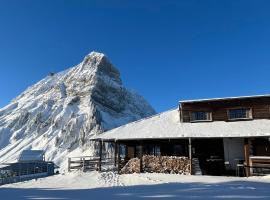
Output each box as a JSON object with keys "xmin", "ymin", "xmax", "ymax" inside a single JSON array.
[{"xmin": 245, "ymin": 156, "xmax": 270, "ymax": 176}]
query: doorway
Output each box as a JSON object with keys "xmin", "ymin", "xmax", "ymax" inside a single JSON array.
[{"xmin": 193, "ymin": 139, "xmax": 225, "ymax": 175}]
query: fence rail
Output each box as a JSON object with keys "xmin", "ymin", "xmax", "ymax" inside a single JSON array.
[
  {"xmin": 68, "ymin": 156, "xmax": 116, "ymax": 172},
  {"xmin": 0, "ymin": 172, "xmax": 49, "ymax": 185}
]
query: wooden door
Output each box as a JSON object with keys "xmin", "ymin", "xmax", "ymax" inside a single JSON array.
[{"xmin": 127, "ymin": 146, "xmax": 135, "ymax": 159}]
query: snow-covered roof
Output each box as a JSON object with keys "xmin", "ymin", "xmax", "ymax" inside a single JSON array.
[
  {"xmin": 180, "ymin": 94, "xmax": 270, "ymax": 104},
  {"xmin": 18, "ymin": 150, "xmax": 45, "ymax": 162},
  {"xmin": 94, "ymin": 109, "xmax": 270, "ymax": 141}
]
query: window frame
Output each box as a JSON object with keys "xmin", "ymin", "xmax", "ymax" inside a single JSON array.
[
  {"xmin": 227, "ymin": 107, "xmax": 253, "ymax": 121},
  {"xmin": 189, "ymin": 111, "xmax": 213, "ymax": 122}
]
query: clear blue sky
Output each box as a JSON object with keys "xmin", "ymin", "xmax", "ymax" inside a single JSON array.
[{"xmin": 1, "ymin": 0, "xmax": 270, "ymax": 112}]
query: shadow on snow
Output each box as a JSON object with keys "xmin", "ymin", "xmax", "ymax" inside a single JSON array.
[{"xmin": 1, "ymin": 180, "xmax": 270, "ymax": 200}]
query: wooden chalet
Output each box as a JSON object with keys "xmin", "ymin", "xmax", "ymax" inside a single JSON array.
[{"xmin": 89, "ymin": 94, "xmax": 270, "ymax": 176}]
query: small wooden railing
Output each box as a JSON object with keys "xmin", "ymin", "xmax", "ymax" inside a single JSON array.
[
  {"xmin": 68, "ymin": 156, "xmax": 116, "ymax": 172},
  {"xmin": 247, "ymin": 156, "xmax": 270, "ymax": 176}
]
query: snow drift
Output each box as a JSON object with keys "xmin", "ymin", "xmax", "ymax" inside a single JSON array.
[{"xmin": 0, "ymin": 52, "xmax": 156, "ymax": 169}]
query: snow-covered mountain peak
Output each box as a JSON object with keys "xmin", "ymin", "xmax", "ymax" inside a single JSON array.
[
  {"xmin": 71, "ymin": 51, "xmax": 121, "ymax": 85},
  {"xmin": 85, "ymin": 51, "xmax": 105, "ymax": 58},
  {"xmin": 0, "ymin": 52, "xmax": 156, "ymax": 168}
]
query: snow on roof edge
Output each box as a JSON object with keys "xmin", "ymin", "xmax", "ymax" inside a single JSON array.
[{"xmin": 97, "ymin": 135, "xmax": 270, "ymax": 141}]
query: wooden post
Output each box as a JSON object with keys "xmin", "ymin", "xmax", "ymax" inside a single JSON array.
[
  {"xmin": 117, "ymin": 143, "xmax": 121, "ymax": 174},
  {"xmin": 139, "ymin": 141, "xmax": 143, "ymax": 173},
  {"xmin": 114, "ymin": 141, "xmax": 118, "ymax": 167},
  {"xmin": 179, "ymin": 106, "xmax": 183, "ymax": 123},
  {"xmin": 99, "ymin": 140, "xmax": 102, "ymax": 172},
  {"xmin": 244, "ymin": 138, "xmax": 250, "ymax": 177},
  {"xmin": 82, "ymin": 157, "xmax": 85, "ymax": 172},
  {"xmin": 68, "ymin": 158, "xmax": 71, "ymax": 172},
  {"xmin": 189, "ymin": 138, "xmax": 193, "ymax": 175}
]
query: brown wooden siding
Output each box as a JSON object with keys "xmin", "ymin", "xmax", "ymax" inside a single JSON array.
[{"xmin": 180, "ymin": 97, "xmax": 270, "ymax": 122}]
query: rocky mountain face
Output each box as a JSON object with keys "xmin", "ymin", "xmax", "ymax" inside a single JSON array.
[{"xmin": 0, "ymin": 52, "xmax": 156, "ymax": 168}]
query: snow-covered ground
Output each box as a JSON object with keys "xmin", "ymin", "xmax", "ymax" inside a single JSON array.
[{"xmin": 1, "ymin": 172, "xmax": 270, "ymax": 199}]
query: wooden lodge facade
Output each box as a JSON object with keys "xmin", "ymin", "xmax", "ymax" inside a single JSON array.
[
  {"xmin": 180, "ymin": 95, "xmax": 270, "ymax": 176},
  {"xmin": 89, "ymin": 94, "xmax": 270, "ymax": 176}
]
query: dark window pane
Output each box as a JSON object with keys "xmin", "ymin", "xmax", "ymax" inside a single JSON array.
[
  {"xmin": 228, "ymin": 108, "xmax": 250, "ymax": 119},
  {"xmin": 191, "ymin": 111, "xmax": 210, "ymax": 121}
]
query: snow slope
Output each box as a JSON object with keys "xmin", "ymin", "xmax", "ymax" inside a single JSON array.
[
  {"xmin": 1, "ymin": 172, "xmax": 270, "ymax": 199},
  {"xmin": 0, "ymin": 52, "xmax": 156, "ymax": 168}
]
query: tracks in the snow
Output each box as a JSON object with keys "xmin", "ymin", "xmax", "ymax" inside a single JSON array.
[
  {"xmin": 98, "ymin": 172, "xmax": 163, "ymax": 187},
  {"xmin": 98, "ymin": 172, "xmax": 123, "ymax": 187}
]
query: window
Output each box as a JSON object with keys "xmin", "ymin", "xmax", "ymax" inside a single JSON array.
[
  {"xmin": 191, "ymin": 111, "xmax": 212, "ymax": 122},
  {"xmin": 144, "ymin": 145, "xmax": 161, "ymax": 156},
  {"xmin": 228, "ymin": 108, "xmax": 252, "ymax": 120},
  {"xmin": 173, "ymin": 145, "xmax": 185, "ymax": 156}
]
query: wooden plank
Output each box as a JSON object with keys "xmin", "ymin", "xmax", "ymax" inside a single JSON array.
[
  {"xmin": 188, "ymin": 138, "xmax": 192, "ymax": 175},
  {"xmin": 181, "ymin": 97, "xmax": 270, "ymax": 122},
  {"xmin": 114, "ymin": 142, "xmax": 117, "ymax": 167},
  {"xmin": 139, "ymin": 142, "xmax": 143, "ymax": 173},
  {"xmin": 117, "ymin": 143, "xmax": 121, "ymax": 173},
  {"xmin": 68, "ymin": 158, "xmax": 71, "ymax": 172},
  {"xmin": 67, "ymin": 154, "xmax": 117, "ymax": 172},
  {"xmin": 99, "ymin": 140, "xmax": 102, "ymax": 171},
  {"xmin": 244, "ymin": 138, "xmax": 251, "ymax": 177}
]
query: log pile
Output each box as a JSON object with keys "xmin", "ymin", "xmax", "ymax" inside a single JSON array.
[
  {"xmin": 120, "ymin": 158, "xmax": 140, "ymax": 174},
  {"xmin": 121, "ymin": 155, "xmax": 191, "ymax": 174}
]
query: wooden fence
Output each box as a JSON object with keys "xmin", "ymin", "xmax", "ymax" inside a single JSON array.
[
  {"xmin": 0, "ymin": 172, "xmax": 49, "ymax": 186},
  {"xmin": 67, "ymin": 156, "xmax": 116, "ymax": 172}
]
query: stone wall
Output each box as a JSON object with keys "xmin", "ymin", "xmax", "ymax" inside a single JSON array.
[{"xmin": 120, "ymin": 155, "xmax": 191, "ymax": 174}]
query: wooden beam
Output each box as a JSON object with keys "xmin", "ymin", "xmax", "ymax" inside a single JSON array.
[
  {"xmin": 139, "ymin": 141, "xmax": 143, "ymax": 173},
  {"xmin": 68, "ymin": 158, "xmax": 71, "ymax": 172},
  {"xmin": 117, "ymin": 143, "xmax": 121, "ymax": 174},
  {"xmin": 82, "ymin": 157, "xmax": 85, "ymax": 172},
  {"xmin": 189, "ymin": 138, "xmax": 193, "ymax": 175},
  {"xmin": 114, "ymin": 141, "xmax": 118, "ymax": 167},
  {"xmin": 244, "ymin": 138, "xmax": 251, "ymax": 177},
  {"xmin": 179, "ymin": 106, "xmax": 183, "ymax": 123},
  {"xmin": 98, "ymin": 140, "xmax": 102, "ymax": 172}
]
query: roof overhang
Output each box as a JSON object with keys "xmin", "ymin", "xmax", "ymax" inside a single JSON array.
[
  {"xmin": 179, "ymin": 94, "xmax": 270, "ymax": 105},
  {"xmin": 92, "ymin": 135, "xmax": 270, "ymax": 142}
]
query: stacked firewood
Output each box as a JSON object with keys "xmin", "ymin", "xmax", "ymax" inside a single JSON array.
[
  {"xmin": 120, "ymin": 155, "xmax": 191, "ymax": 174},
  {"xmin": 120, "ymin": 158, "xmax": 140, "ymax": 174}
]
